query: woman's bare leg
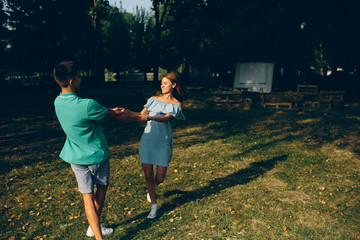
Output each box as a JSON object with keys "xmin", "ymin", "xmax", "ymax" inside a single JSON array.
[
  {"xmin": 155, "ymin": 166, "xmax": 168, "ymax": 186},
  {"xmin": 142, "ymin": 163, "xmax": 156, "ymax": 204}
]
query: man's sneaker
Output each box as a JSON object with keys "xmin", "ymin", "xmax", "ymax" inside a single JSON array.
[
  {"xmin": 147, "ymin": 203, "xmax": 158, "ymax": 219},
  {"xmin": 147, "ymin": 193, "xmax": 151, "ymax": 202},
  {"xmin": 86, "ymin": 224, "xmax": 114, "ymax": 237}
]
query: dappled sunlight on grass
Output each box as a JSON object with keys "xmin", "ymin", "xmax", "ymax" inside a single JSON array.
[
  {"xmin": 296, "ymin": 118, "xmax": 322, "ymax": 124},
  {"xmin": 1, "ymin": 87, "xmax": 360, "ymax": 239},
  {"xmin": 174, "ymin": 122, "xmax": 229, "ymax": 150}
]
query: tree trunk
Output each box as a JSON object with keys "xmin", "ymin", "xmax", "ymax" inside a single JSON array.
[
  {"xmin": 182, "ymin": 57, "xmax": 190, "ymax": 87},
  {"xmin": 91, "ymin": 0, "xmax": 105, "ymax": 87},
  {"xmin": 153, "ymin": 0, "xmax": 160, "ymax": 83}
]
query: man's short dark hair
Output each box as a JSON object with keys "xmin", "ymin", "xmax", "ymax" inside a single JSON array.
[{"xmin": 53, "ymin": 61, "xmax": 79, "ymax": 87}]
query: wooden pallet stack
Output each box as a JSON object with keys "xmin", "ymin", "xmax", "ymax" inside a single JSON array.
[
  {"xmin": 318, "ymin": 91, "xmax": 345, "ymax": 109},
  {"xmin": 211, "ymin": 90, "xmax": 252, "ymax": 110},
  {"xmin": 296, "ymin": 85, "xmax": 319, "ymax": 109},
  {"xmin": 261, "ymin": 91, "xmax": 302, "ymax": 109}
]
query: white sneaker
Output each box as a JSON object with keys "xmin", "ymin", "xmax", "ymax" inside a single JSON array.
[
  {"xmin": 147, "ymin": 203, "xmax": 158, "ymax": 219},
  {"xmin": 86, "ymin": 224, "xmax": 114, "ymax": 237},
  {"xmin": 147, "ymin": 193, "xmax": 151, "ymax": 202}
]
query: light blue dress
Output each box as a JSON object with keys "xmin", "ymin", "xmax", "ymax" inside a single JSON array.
[{"xmin": 140, "ymin": 97, "xmax": 186, "ymax": 167}]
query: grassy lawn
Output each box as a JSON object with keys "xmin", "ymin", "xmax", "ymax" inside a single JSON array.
[{"xmin": 1, "ymin": 85, "xmax": 359, "ymax": 239}]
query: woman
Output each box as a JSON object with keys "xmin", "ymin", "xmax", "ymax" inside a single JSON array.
[{"xmin": 127, "ymin": 72, "xmax": 185, "ymax": 219}]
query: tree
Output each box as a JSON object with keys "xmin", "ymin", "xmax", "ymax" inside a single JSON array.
[
  {"xmin": 272, "ymin": 0, "xmax": 360, "ymax": 88},
  {"xmin": 89, "ymin": 0, "xmax": 114, "ymax": 84},
  {"xmin": 3, "ymin": 0, "xmax": 360, "ymax": 91},
  {"xmin": 151, "ymin": 0, "xmax": 171, "ymax": 82},
  {"xmin": 163, "ymin": 0, "xmax": 295, "ymax": 86},
  {"xmin": 0, "ymin": 1, "xmax": 9, "ymax": 86},
  {"xmin": 130, "ymin": 7, "xmax": 155, "ymax": 81},
  {"xmin": 161, "ymin": 0, "xmax": 206, "ymax": 84},
  {"xmin": 5, "ymin": 0, "xmax": 101, "ymax": 84},
  {"xmin": 167, "ymin": 0, "xmax": 285, "ymax": 86},
  {"xmin": 101, "ymin": 5, "xmax": 132, "ymax": 75}
]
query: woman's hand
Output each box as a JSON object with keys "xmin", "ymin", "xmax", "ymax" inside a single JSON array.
[{"xmin": 141, "ymin": 109, "xmax": 149, "ymax": 117}]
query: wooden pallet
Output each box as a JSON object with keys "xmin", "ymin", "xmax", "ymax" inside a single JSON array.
[
  {"xmin": 263, "ymin": 102, "xmax": 292, "ymax": 109},
  {"xmin": 318, "ymin": 91, "xmax": 345, "ymax": 109},
  {"xmin": 211, "ymin": 90, "xmax": 251, "ymax": 110},
  {"xmin": 297, "ymin": 85, "xmax": 319, "ymax": 95},
  {"xmin": 214, "ymin": 101, "xmax": 251, "ymax": 110},
  {"xmin": 302, "ymin": 101, "xmax": 319, "ymax": 109}
]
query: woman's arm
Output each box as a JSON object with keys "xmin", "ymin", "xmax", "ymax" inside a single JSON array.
[
  {"xmin": 147, "ymin": 113, "xmax": 173, "ymax": 122},
  {"xmin": 107, "ymin": 108, "xmax": 147, "ymax": 123},
  {"xmin": 140, "ymin": 108, "xmax": 149, "ymax": 116}
]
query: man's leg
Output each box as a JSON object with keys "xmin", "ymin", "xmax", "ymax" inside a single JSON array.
[
  {"xmin": 83, "ymin": 193, "xmax": 102, "ymax": 240},
  {"xmin": 71, "ymin": 161, "xmax": 111, "ymax": 238},
  {"xmin": 94, "ymin": 184, "xmax": 108, "ymax": 216}
]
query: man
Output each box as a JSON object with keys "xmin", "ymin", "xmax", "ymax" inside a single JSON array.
[{"xmin": 53, "ymin": 61, "xmax": 147, "ymax": 239}]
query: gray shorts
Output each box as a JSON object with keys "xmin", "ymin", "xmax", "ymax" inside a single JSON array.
[{"xmin": 70, "ymin": 160, "xmax": 110, "ymax": 194}]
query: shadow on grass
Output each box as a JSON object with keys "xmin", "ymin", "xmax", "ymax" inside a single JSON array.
[
  {"xmin": 0, "ymin": 116, "xmax": 66, "ymax": 174},
  {"xmin": 115, "ymin": 155, "xmax": 287, "ymax": 239},
  {"xmin": 171, "ymin": 108, "xmax": 266, "ymax": 150}
]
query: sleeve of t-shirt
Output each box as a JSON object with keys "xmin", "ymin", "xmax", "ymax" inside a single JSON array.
[{"xmin": 87, "ymin": 99, "xmax": 108, "ymax": 121}]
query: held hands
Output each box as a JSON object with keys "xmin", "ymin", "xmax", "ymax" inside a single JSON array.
[
  {"xmin": 139, "ymin": 114, "xmax": 148, "ymax": 124},
  {"xmin": 140, "ymin": 110, "xmax": 149, "ymax": 123},
  {"xmin": 112, "ymin": 107, "xmax": 148, "ymax": 123}
]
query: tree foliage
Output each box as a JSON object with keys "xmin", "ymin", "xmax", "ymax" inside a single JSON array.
[
  {"xmin": 130, "ymin": 7, "xmax": 155, "ymax": 80},
  {"xmin": 101, "ymin": 6, "xmax": 132, "ymax": 73},
  {"xmin": 4, "ymin": 0, "xmax": 96, "ymax": 75},
  {"xmin": 1, "ymin": 0, "xmax": 360, "ymax": 89},
  {"xmin": 0, "ymin": 1, "xmax": 9, "ymax": 84}
]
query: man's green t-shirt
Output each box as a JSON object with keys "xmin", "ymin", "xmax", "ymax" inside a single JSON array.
[{"xmin": 54, "ymin": 93, "xmax": 109, "ymax": 165}]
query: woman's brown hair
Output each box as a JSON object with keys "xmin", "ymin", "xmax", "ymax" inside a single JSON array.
[{"xmin": 162, "ymin": 72, "xmax": 184, "ymax": 102}]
